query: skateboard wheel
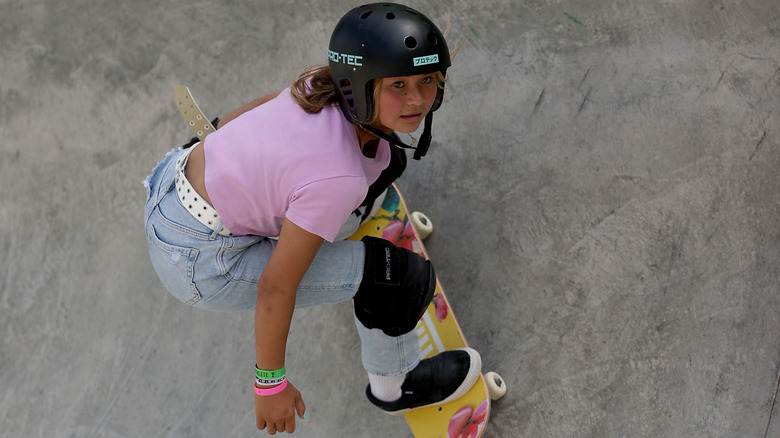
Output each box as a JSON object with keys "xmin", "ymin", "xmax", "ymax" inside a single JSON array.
[
  {"xmin": 485, "ymin": 371, "xmax": 506, "ymax": 400},
  {"xmin": 410, "ymin": 211, "xmax": 433, "ymax": 239}
]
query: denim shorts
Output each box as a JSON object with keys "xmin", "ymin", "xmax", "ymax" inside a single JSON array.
[{"xmin": 142, "ymin": 148, "xmax": 420, "ymax": 375}]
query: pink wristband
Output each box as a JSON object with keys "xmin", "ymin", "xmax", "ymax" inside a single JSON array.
[{"xmin": 254, "ymin": 379, "xmax": 288, "ymax": 396}]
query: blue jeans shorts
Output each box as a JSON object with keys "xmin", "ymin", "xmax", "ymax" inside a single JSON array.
[{"xmin": 143, "ymin": 148, "xmax": 420, "ymax": 375}]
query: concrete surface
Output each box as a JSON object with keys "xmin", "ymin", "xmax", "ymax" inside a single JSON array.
[{"xmin": 1, "ymin": 0, "xmax": 779, "ymax": 437}]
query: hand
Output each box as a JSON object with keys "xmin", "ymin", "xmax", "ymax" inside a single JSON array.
[{"xmin": 255, "ymin": 381, "xmax": 306, "ymax": 435}]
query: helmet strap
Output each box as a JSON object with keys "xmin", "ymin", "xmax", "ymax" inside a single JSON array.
[
  {"xmin": 413, "ymin": 112, "xmax": 433, "ymax": 160},
  {"xmin": 360, "ymin": 112, "xmax": 434, "ymax": 161}
]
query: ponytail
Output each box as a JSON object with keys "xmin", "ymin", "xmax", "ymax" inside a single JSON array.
[{"xmin": 290, "ymin": 66, "xmax": 338, "ymax": 114}]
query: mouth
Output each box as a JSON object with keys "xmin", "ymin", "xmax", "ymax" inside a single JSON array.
[{"xmin": 400, "ymin": 112, "xmax": 423, "ymax": 122}]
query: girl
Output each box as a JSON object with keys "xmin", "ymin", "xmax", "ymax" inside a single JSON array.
[{"xmin": 143, "ymin": 3, "xmax": 480, "ymax": 435}]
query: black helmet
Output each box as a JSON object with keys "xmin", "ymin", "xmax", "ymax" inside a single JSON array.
[{"xmin": 328, "ymin": 3, "xmax": 451, "ymax": 159}]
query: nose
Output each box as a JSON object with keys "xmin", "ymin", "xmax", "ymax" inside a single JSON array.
[{"xmin": 406, "ymin": 84, "xmax": 425, "ymax": 106}]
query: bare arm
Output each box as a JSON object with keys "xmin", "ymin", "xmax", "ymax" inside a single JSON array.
[
  {"xmin": 254, "ymin": 218, "xmax": 323, "ymax": 434},
  {"xmin": 216, "ymin": 91, "xmax": 281, "ymax": 128}
]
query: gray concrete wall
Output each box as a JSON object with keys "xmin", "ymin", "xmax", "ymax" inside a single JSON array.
[{"xmin": 1, "ymin": 1, "xmax": 779, "ymax": 437}]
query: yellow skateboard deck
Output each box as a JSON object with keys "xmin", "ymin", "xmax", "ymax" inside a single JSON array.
[{"xmin": 349, "ymin": 184, "xmax": 491, "ymax": 438}]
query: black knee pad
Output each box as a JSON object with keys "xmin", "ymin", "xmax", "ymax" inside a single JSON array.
[{"xmin": 354, "ymin": 236, "xmax": 436, "ymax": 337}]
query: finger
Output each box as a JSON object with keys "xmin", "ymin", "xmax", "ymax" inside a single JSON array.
[
  {"xmin": 257, "ymin": 419, "xmax": 266, "ymax": 431},
  {"xmin": 285, "ymin": 418, "xmax": 296, "ymax": 434},
  {"xmin": 296, "ymin": 398, "xmax": 307, "ymax": 420}
]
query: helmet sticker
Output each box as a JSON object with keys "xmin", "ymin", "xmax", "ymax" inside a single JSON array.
[
  {"xmin": 329, "ymin": 50, "xmax": 363, "ymax": 67},
  {"xmin": 412, "ymin": 54, "xmax": 439, "ymax": 67}
]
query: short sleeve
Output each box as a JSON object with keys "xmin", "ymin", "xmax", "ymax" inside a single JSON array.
[{"xmin": 285, "ymin": 176, "xmax": 368, "ymax": 242}]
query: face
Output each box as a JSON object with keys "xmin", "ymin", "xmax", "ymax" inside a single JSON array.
[{"xmin": 376, "ymin": 73, "xmax": 439, "ymax": 133}]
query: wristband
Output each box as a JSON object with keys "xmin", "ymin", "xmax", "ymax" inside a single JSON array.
[
  {"xmin": 256, "ymin": 375, "xmax": 286, "ymax": 387},
  {"xmin": 254, "ymin": 379, "xmax": 288, "ymax": 396},
  {"xmin": 255, "ymin": 365, "xmax": 286, "ymax": 380}
]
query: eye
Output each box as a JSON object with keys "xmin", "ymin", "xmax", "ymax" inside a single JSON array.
[
  {"xmin": 392, "ymin": 81, "xmax": 406, "ymax": 89},
  {"xmin": 421, "ymin": 76, "xmax": 434, "ymax": 85}
]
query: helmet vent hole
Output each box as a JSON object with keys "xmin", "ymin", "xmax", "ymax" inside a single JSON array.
[
  {"xmin": 360, "ymin": 11, "xmax": 372, "ymax": 19},
  {"xmin": 386, "ymin": 12, "xmax": 395, "ymax": 20},
  {"xmin": 404, "ymin": 36, "xmax": 417, "ymax": 49},
  {"xmin": 428, "ymin": 32, "xmax": 438, "ymax": 45}
]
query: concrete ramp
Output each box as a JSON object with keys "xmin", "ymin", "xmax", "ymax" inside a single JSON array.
[{"xmin": 1, "ymin": 1, "xmax": 779, "ymax": 437}]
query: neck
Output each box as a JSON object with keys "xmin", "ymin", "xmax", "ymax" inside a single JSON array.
[
  {"xmin": 355, "ymin": 125, "xmax": 374, "ymax": 145},
  {"xmin": 355, "ymin": 125, "xmax": 381, "ymax": 158}
]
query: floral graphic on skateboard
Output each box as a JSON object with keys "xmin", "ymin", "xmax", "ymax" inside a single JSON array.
[
  {"xmin": 433, "ymin": 293, "xmax": 449, "ymax": 322},
  {"xmin": 377, "ymin": 188, "xmax": 421, "ymax": 252},
  {"xmin": 448, "ymin": 400, "xmax": 489, "ymax": 438}
]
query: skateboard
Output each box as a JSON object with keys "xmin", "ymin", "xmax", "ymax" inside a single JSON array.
[
  {"xmin": 172, "ymin": 85, "xmax": 507, "ymax": 436},
  {"xmin": 174, "ymin": 85, "xmax": 215, "ymax": 140},
  {"xmin": 348, "ymin": 185, "xmax": 506, "ymax": 438}
]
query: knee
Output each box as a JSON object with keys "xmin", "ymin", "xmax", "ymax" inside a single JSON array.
[{"xmin": 353, "ymin": 236, "xmax": 435, "ymax": 337}]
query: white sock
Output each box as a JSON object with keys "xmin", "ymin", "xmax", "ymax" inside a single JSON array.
[{"xmin": 367, "ymin": 372, "xmax": 406, "ymax": 402}]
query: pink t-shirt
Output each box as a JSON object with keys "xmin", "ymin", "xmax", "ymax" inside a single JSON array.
[{"xmin": 203, "ymin": 88, "xmax": 390, "ymax": 242}]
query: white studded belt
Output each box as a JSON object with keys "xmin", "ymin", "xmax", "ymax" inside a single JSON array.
[{"xmin": 175, "ymin": 146, "xmax": 233, "ymax": 237}]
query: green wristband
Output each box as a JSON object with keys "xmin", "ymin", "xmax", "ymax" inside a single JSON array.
[{"xmin": 255, "ymin": 365, "xmax": 286, "ymax": 380}]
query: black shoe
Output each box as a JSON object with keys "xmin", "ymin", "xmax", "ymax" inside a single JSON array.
[{"xmin": 366, "ymin": 348, "xmax": 482, "ymax": 415}]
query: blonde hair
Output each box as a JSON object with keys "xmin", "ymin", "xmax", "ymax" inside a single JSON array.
[
  {"xmin": 292, "ymin": 49, "xmax": 454, "ymax": 128},
  {"xmin": 290, "ymin": 66, "xmax": 338, "ymax": 114}
]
